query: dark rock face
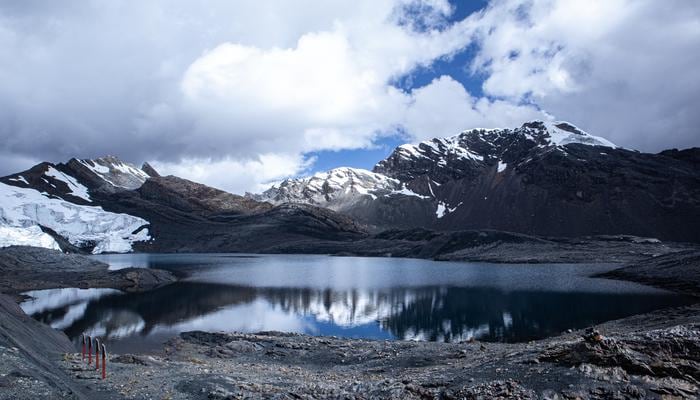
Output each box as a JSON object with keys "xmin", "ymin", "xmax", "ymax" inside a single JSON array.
[
  {"xmin": 94, "ymin": 180, "xmax": 365, "ymax": 253},
  {"xmin": 141, "ymin": 162, "xmax": 160, "ymax": 177},
  {"xmin": 137, "ymin": 175, "xmax": 272, "ymax": 215},
  {"xmin": 428, "ymin": 145, "xmax": 700, "ymax": 242}
]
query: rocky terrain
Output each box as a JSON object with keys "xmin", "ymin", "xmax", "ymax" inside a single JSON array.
[
  {"xmin": 52, "ymin": 304, "xmax": 700, "ymax": 399},
  {"xmin": 0, "ymin": 120, "xmax": 698, "ymax": 398},
  {"xmin": 269, "ymin": 229, "xmax": 700, "ymax": 264}
]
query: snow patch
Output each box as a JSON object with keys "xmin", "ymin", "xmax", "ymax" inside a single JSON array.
[
  {"xmin": 8, "ymin": 176, "xmax": 29, "ymax": 185},
  {"xmin": 545, "ymin": 121, "xmax": 617, "ymax": 148},
  {"xmin": 435, "ymin": 201, "xmax": 463, "ymax": 218},
  {"xmin": 390, "ymin": 185, "xmax": 430, "ymax": 199},
  {"xmin": 436, "ymin": 202, "xmax": 447, "ymax": 218},
  {"xmin": 0, "ymin": 225, "xmax": 61, "ymax": 250},
  {"xmin": 44, "ymin": 167, "xmax": 91, "ymax": 202},
  {"xmin": 497, "ymin": 161, "xmax": 507, "ymax": 173},
  {"xmin": 78, "ymin": 158, "xmax": 149, "ymax": 190}
]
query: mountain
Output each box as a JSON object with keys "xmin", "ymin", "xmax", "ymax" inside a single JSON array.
[
  {"xmin": 250, "ymin": 167, "xmax": 437, "ymax": 229},
  {"xmin": 2, "ymin": 119, "xmax": 698, "ymax": 254},
  {"xmin": 254, "ymin": 120, "xmax": 700, "ymax": 242},
  {"xmin": 1, "ymin": 157, "xmax": 364, "ymax": 254}
]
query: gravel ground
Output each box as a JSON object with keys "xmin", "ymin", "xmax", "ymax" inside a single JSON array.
[{"xmin": 56, "ymin": 305, "xmax": 700, "ymax": 399}]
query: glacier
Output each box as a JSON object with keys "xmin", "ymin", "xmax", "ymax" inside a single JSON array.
[{"xmin": 0, "ymin": 182, "xmax": 150, "ymax": 253}]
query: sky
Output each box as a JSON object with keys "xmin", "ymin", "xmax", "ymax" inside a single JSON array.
[{"xmin": 0, "ymin": 0, "xmax": 699, "ymax": 194}]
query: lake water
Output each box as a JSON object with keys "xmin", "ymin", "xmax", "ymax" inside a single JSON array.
[{"xmin": 20, "ymin": 254, "xmax": 694, "ymax": 353}]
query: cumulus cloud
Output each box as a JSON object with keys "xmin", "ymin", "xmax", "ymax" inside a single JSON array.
[
  {"xmin": 0, "ymin": 0, "xmax": 698, "ymax": 193},
  {"xmin": 402, "ymin": 76, "xmax": 545, "ymax": 139},
  {"xmin": 152, "ymin": 153, "xmax": 315, "ymax": 194}
]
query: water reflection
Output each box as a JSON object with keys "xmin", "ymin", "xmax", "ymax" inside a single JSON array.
[{"xmin": 22, "ymin": 280, "xmax": 693, "ymax": 353}]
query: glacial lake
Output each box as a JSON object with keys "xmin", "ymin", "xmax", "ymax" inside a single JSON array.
[{"xmin": 20, "ymin": 254, "xmax": 694, "ymax": 353}]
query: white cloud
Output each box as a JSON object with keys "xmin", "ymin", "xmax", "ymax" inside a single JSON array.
[
  {"xmin": 402, "ymin": 75, "xmax": 545, "ymax": 140},
  {"xmin": 152, "ymin": 153, "xmax": 315, "ymax": 194}
]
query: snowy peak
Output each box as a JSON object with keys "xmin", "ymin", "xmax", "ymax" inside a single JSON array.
[
  {"xmin": 398, "ymin": 120, "xmax": 615, "ymax": 162},
  {"xmin": 254, "ymin": 120, "xmax": 619, "ymax": 217},
  {"xmin": 375, "ymin": 120, "xmax": 616, "ymax": 182},
  {"xmin": 250, "ymin": 167, "xmax": 430, "ymax": 211},
  {"xmin": 252, "ymin": 167, "xmax": 401, "ymax": 207},
  {"xmin": 74, "ymin": 156, "xmax": 151, "ymax": 190}
]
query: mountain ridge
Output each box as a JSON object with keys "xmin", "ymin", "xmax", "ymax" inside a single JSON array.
[
  {"xmin": 254, "ymin": 120, "xmax": 700, "ymax": 241},
  {"xmin": 1, "ymin": 120, "xmax": 699, "ymax": 254}
]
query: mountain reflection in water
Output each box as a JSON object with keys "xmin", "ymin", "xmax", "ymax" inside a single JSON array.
[{"xmin": 22, "ymin": 278, "xmax": 692, "ymax": 353}]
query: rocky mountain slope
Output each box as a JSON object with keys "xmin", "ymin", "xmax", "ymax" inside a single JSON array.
[
  {"xmin": 0, "ymin": 157, "xmax": 364, "ymax": 254},
  {"xmin": 255, "ymin": 120, "xmax": 700, "ymax": 242},
  {"xmin": 2, "ymin": 119, "xmax": 698, "ymax": 253}
]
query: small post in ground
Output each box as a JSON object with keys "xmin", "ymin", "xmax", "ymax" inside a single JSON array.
[
  {"xmin": 81, "ymin": 334, "xmax": 86, "ymax": 361},
  {"xmin": 95, "ymin": 338, "xmax": 101, "ymax": 370},
  {"xmin": 101, "ymin": 344, "xmax": 107, "ymax": 380},
  {"xmin": 87, "ymin": 335, "xmax": 92, "ymax": 365}
]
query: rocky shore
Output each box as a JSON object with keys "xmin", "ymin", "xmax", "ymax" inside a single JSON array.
[
  {"xmin": 60, "ymin": 305, "xmax": 700, "ymax": 399},
  {"xmin": 0, "ymin": 246, "xmax": 176, "ymax": 302},
  {"xmin": 273, "ymin": 230, "xmax": 700, "ymax": 264},
  {"xmin": 0, "ymin": 244, "xmax": 698, "ymax": 399}
]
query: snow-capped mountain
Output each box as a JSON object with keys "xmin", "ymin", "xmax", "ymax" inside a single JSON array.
[
  {"xmin": 251, "ymin": 167, "xmax": 427, "ymax": 210},
  {"xmin": 254, "ymin": 120, "xmax": 700, "ymax": 241},
  {"xmin": 373, "ymin": 120, "xmax": 616, "ymax": 183},
  {"xmin": 2, "ymin": 156, "xmax": 155, "ymax": 205},
  {"xmin": 253, "ymin": 120, "xmax": 621, "ymax": 225},
  {"xmin": 2, "ymin": 119, "xmax": 698, "ymax": 252},
  {"xmin": 255, "ymin": 120, "xmax": 616, "ymax": 209},
  {"xmin": 1, "ymin": 156, "xmax": 365, "ymax": 253}
]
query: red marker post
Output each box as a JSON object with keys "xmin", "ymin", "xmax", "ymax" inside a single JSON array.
[
  {"xmin": 87, "ymin": 335, "xmax": 92, "ymax": 365},
  {"xmin": 95, "ymin": 338, "xmax": 101, "ymax": 370},
  {"xmin": 101, "ymin": 344, "xmax": 107, "ymax": 379},
  {"xmin": 81, "ymin": 334, "xmax": 86, "ymax": 361}
]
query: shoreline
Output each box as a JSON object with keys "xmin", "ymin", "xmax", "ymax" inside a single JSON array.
[{"xmin": 1, "ymin": 245, "xmax": 699, "ymax": 399}]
